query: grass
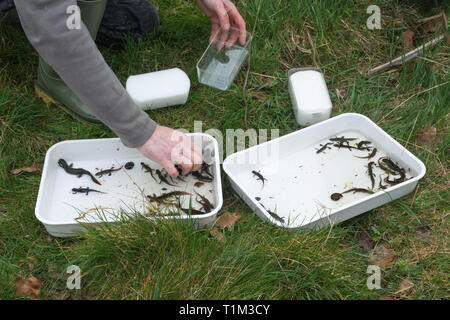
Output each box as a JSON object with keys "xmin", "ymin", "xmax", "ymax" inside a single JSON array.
[{"xmin": 0, "ymin": 0, "xmax": 449, "ymax": 300}]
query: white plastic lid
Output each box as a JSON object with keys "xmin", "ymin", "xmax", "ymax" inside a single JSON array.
[{"xmin": 289, "ymin": 70, "xmax": 332, "ymax": 112}]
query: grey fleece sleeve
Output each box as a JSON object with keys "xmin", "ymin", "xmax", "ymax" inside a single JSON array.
[{"xmin": 14, "ymin": 0, "xmax": 157, "ymax": 147}]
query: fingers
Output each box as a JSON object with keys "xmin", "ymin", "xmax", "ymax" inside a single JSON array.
[
  {"xmin": 225, "ymin": 2, "xmax": 246, "ymax": 45},
  {"xmin": 214, "ymin": 3, "xmax": 230, "ymax": 49},
  {"xmin": 162, "ymin": 160, "xmax": 179, "ymax": 177}
]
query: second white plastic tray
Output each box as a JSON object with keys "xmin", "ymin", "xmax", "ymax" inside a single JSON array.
[{"xmin": 223, "ymin": 113, "xmax": 426, "ymax": 230}]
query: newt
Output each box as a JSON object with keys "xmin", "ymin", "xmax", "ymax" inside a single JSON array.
[
  {"xmin": 259, "ymin": 203, "xmax": 284, "ymax": 223},
  {"xmin": 156, "ymin": 169, "xmax": 177, "ymax": 187},
  {"xmin": 141, "ymin": 162, "xmax": 158, "ymax": 183},
  {"xmin": 195, "ymin": 191, "xmax": 214, "ymax": 212},
  {"xmin": 95, "ymin": 165, "xmax": 122, "ymax": 178},
  {"xmin": 367, "ymin": 161, "xmax": 376, "ymax": 189},
  {"xmin": 357, "ymin": 141, "xmax": 372, "ymax": 150},
  {"xmin": 252, "ymin": 170, "xmax": 267, "ymax": 189},
  {"xmin": 200, "ymin": 162, "xmax": 214, "ymax": 179},
  {"xmin": 316, "ymin": 142, "xmax": 333, "ymax": 154},
  {"xmin": 147, "ymin": 191, "xmax": 191, "ymax": 202},
  {"xmin": 354, "ymin": 148, "xmax": 377, "ymax": 159},
  {"xmin": 58, "ymin": 159, "xmax": 101, "ymax": 185},
  {"xmin": 192, "ymin": 171, "xmax": 213, "ymax": 182},
  {"xmin": 72, "ymin": 187, "xmax": 106, "ymax": 195}
]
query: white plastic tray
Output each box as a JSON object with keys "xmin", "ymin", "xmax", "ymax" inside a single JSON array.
[
  {"xmin": 35, "ymin": 133, "xmax": 223, "ymax": 237},
  {"xmin": 223, "ymin": 113, "xmax": 426, "ymax": 230}
]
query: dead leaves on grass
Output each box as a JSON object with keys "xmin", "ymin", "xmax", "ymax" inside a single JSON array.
[
  {"xmin": 10, "ymin": 166, "xmax": 41, "ymax": 175},
  {"xmin": 401, "ymin": 30, "xmax": 415, "ymax": 51},
  {"xmin": 416, "ymin": 125, "xmax": 440, "ymax": 150},
  {"xmin": 209, "ymin": 212, "xmax": 242, "ymax": 243},
  {"xmin": 15, "ymin": 274, "xmax": 42, "ymax": 300},
  {"xmin": 368, "ymin": 245, "xmax": 395, "ymax": 269}
]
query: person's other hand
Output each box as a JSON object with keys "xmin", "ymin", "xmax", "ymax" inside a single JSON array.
[
  {"xmin": 137, "ymin": 125, "xmax": 203, "ymax": 177},
  {"xmin": 196, "ymin": 0, "xmax": 246, "ymax": 48}
]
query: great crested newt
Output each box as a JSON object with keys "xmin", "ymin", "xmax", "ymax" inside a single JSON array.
[
  {"xmin": 200, "ymin": 162, "xmax": 214, "ymax": 179},
  {"xmin": 252, "ymin": 170, "xmax": 267, "ymax": 189},
  {"xmin": 58, "ymin": 159, "xmax": 101, "ymax": 185},
  {"xmin": 259, "ymin": 203, "xmax": 284, "ymax": 223},
  {"xmin": 354, "ymin": 148, "xmax": 377, "ymax": 159},
  {"xmin": 72, "ymin": 187, "xmax": 106, "ymax": 195},
  {"xmin": 329, "ymin": 136, "xmax": 357, "ymax": 144},
  {"xmin": 95, "ymin": 166, "xmax": 122, "ymax": 178},
  {"xmin": 333, "ymin": 143, "xmax": 358, "ymax": 151}
]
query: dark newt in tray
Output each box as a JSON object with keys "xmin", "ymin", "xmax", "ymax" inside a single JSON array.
[
  {"xmin": 58, "ymin": 159, "xmax": 101, "ymax": 185},
  {"xmin": 95, "ymin": 165, "xmax": 122, "ymax": 178},
  {"xmin": 72, "ymin": 187, "xmax": 106, "ymax": 195},
  {"xmin": 252, "ymin": 170, "xmax": 267, "ymax": 189},
  {"xmin": 331, "ymin": 188, "xmax": 374, "ymax": 201}
]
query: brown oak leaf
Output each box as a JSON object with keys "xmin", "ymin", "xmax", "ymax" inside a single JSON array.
[
  {"xmin": 214, "ymin": 212, "xmax": 242, "ymax": 231},
  {"xmin": 11, "ymin": 166, "xmax": 41, "ymax": 175},
  {"xmin": 15, "ymin": 275, "xmax": 42, "ymax": 300},
  {"xmin": 416, "ymin": 125, "xmax": 438, "ymax": 149},
  {"xmin": 401, "ymin": 30, "xmax": 415, "ymax": 51},
  {"xmin": 368, "ymin": 245, "xmax": 394, "ymax": 269}
]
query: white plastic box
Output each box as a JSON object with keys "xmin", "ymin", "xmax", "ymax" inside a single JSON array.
[
  {"xmin": 197, "ymin": 27, "xmax": 251, "ymax": 91},
  {"xmin": 288, "ymin": 67, "xmax": 332, "ymax": 126},
  {"xmin": 223, "ymin": 113, "xmax": 426, "ymax": 230},
  {"xmin": 126, "ymin": 68, "xmax": 190, "ymax": 110},
  {"xmin": 35, "ymin": 133, "xmax": 222, "ymax": 237}
]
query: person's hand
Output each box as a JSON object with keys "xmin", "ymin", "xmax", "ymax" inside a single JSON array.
[
  {"xmin": 137, "ymin": 125, "xmax": 203, "ymax": 177},
  {"xmin": 196, "ymin": 0, "xmax": 246, "ymax": 48}
]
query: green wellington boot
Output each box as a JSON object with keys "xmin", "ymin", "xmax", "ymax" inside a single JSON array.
[{"xmin": 34, "ymin": 0, "xmax": 107, "ymax": 124}]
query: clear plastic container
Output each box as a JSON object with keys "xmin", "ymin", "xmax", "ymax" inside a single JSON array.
[{"xmin": 197, "ymin": 27, "xmax": 251, "ymax": 91}]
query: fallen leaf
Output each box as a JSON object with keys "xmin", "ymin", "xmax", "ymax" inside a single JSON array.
[
  {"xmin": 10, "ymin": 166, "xmax": 41, "ymax": 175},
  {"xmin": 368, "ymin": 245, "xmax": 394, "ymax": 269},
  {"xmin": 416, "ymin": 225, "xmax": 431, "ymax": 237},
  {"xmin": 214, "ymin": 212, "xmax": 242, "ymax": 231},
  {"xmin": 395, "ymin": 278, "xmax": 414, "ymax": 294},
  {"xmin": 423, "ymin": 18, "xmax": 443, "ymax": 34},
  {"xmin": 401, "ymin": 30, "xmax": 415, "ymax": 51},
  {"xmin": 360, "ymin": 231, "xmax": 375, "ymax": 253},
  {"xmin": 335, "ymin": 88, "xmax": 346, "ymax": 100},
  {"xmin": 249, "ymin": 90, "xmax": 267, "ymax": 103},
  {"xmin": 210, "ymin": 227, "xmax": 224, "ymax": 244},
  {"xmin": 15, "ymin": 275, "xmax": 42, "ymax": 300},
  {"xmin": 416, "ymin": 125, "xmax": 438, "ymax": 149}
]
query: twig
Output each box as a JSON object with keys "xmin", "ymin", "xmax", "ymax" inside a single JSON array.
[
  {"xmin": 367, "ymin": 34, "xmax": 445, "ymax": 76},
  {"xmin": 243, "ymin": 0, "xmax": 262, "ymax": 129}
]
